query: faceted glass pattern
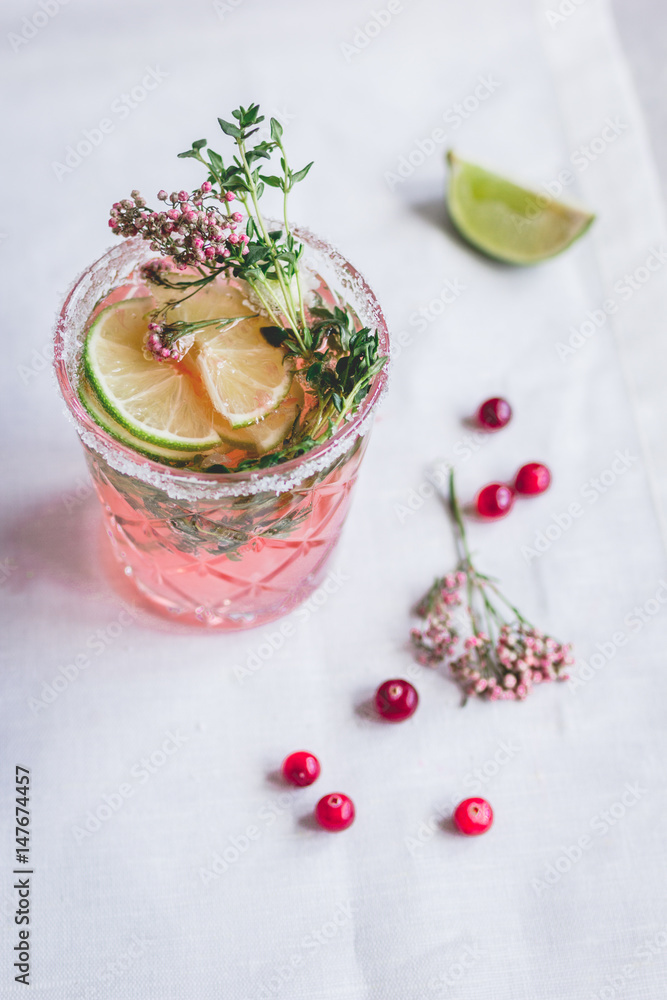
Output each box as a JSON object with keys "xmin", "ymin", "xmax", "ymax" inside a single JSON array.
[{"xmin": 85, "ymin": 437, "xmax": 368, "ymax": 628}]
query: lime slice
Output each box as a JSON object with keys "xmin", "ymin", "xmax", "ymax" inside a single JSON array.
[
  {"xmin": 446, "ymin": 152, "xmax": 595, "ymax": 265},
  {"xmin": 195, "ymin": 315, "xmax": 293, "ymax": 428},
  {"xmin": 78, "ymin": 378, "xmax": 197, "ymax": 464},
  {"xmin": 159, "ymin": 278, "xmax": 294, "ymax": 428},
  {"xmin": 149, "ymin": 277, "xmax": 294, "ymax": 429},
  {"xmin": 150, "ymin": 272, "xmax": 254, "ymax": 323},
  {"xmin": 215, "ymin": 378, "xmax": 304, "ymax": 454},
  {"xmin": 83, "ymin": 298, "xmax": 222, "ymax": 451}
]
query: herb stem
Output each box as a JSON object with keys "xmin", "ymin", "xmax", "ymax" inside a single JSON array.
[
  {"xmin": 448, "ymin": 470, "xmax": 531, "ymax": 635},
  {"xmin": 448, "ymin": 469, "xmax": 473, "ymax": 568},
  {"xmin": 236, "ymin": 137, "xmax": 302, "ymax": 342},
  {"xmin": 246, "ymin": 278, "xmax": 283, "ymax": 328},
  {"xmin": 277, "ymin": 138, "xmax": 309, "ymax": 334}
]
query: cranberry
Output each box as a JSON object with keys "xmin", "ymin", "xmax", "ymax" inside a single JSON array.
[
  {"xmin": 453, "ymin": 797, "xmax": 494, "ymax": 836},
  {"xmin": 514, "ymin": 462, "xmax": 551, "ymax": 496},
  {"xmin": 375, "ymin": 679, "xmax": 419, "ymax": 721},
  {"xmin": 282, "ymin": 751, "xmax": 320, "ymax": 787},
  {"xmin": 315, "ymin": 793, "xmax": 355, "ymax": 832},
  {"xmin": 477, "ymin": 397, "xmax": 512, "ymax": 430},
  {"xmin": 475, "ymin": 483, "xmax": 514, "ymax": 519}
]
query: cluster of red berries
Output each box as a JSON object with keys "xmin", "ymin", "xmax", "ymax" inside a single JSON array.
[
  {"xmin": 475, "ymin": 397, "xmax": 551, "ymax": 519},
  {"xmin": 281, "ymin": 679, "xmax": 493, "ymax": 835},
  {"xmin": 284, "ymin": 395, "xmax": 562, "ymax": 834}
]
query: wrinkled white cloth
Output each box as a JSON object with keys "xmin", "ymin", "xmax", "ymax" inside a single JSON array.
[{"xmin": 2, "ymin": 0, "xmax": 667, "ymax": 997}]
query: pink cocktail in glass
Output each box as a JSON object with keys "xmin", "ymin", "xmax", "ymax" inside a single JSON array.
[{"xmin": 54, "ymin": 231, "xmax": 389, "ymax": 629}]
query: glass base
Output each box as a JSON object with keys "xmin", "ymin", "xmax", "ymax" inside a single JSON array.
[{"xmin": 108, "ymin": 533, "xmax": 338, "ymax": 630}]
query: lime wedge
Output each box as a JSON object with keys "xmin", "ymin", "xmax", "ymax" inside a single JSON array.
[
  {"xmin": 78, "ymin": 377, "xmax": 198, "ymax": 464},
  {"xmin": 83, "ymin": 298, "xmax": 223, "ymax": 451},
  {"xmin": 195, "ymin": 315, "xmax": 294, "ymax": 428},
  {"xmin": 446, "ymin": 152, "xmax": 594, "ymax": 265}
]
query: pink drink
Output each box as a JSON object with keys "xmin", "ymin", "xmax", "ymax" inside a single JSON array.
[
  {"xmin": 55, "ymin": 233, "xmax": 389, "ymax": 629},
  {"xmin": 84, "ymin": 430, "xmax": 368, "ymax": 627}
]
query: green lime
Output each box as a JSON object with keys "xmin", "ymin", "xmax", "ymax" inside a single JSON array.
[
  {"xmin": 446, "ymin": 151, "xmax": 595, "ymax": 265},
  {"xmin": 194, "ymin": 313, "xmax": 294, "ymax": 429},
  {"xmin": 148, "ymin": 279, "xmax": 294, "ymax": 430},
  {"xmin": 214, "ymin": 378, "xmax": 304, "ymax": 454},
  {"xmin": 83, "ymin": 298, "xmax": 223, "ymax": 451},
  {"xmin": 78, "ymin": 377, "xmax": 199, "ymax": 464}
]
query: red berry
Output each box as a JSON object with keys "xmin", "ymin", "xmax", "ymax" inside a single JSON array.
[
  {"xmin": 514, "ymin": 462, "xmax": 551, "ymax": 496},
  {"xmin": 475, "ymin": 483, "xmax": 514, "ymax": 519},
  {"xmin": 375, "ymin": 678, "xmax": 419, "ymax": 721},
  {"xmin": 477, "ymin": 397, "xmax": 512, "ymax": 430},
  {"xmin": 453, "ymin": 797, "xmax": 494, "ymax": 836},
  {"xmin": 282, "ymin": 751, "xmax": 320, "ymax": 787},
  {"xmin": 315, "ymin": 793, "xmax": 355, "ymax": 832}
]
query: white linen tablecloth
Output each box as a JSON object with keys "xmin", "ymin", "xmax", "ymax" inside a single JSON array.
[{"xmin": 2, "ymin": 0, "xmax": 667, "ymax": 997}]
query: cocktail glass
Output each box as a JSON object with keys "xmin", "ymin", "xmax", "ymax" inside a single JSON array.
[{"xmin": 54, "ymin": 230, "xmax": 389, "ymax": 629}]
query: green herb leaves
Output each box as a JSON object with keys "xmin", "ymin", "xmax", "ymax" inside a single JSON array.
[
  {"xmin": 305, "ymin": 305, "xmax": 386, "ymax": 417},
  {"xmin": 218, "ymin": 103, "xmax": 265, "ymax": 141},
  {"xmin": 218, "ymin": 118, "xmax": 242, "ymax": 139}
]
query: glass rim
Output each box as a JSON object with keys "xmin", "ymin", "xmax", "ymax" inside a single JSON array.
[{"xmin": 54, "ymin": 228, "xmax": 390, "ymax": 499}]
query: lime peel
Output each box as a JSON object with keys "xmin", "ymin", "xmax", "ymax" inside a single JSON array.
[{"xmin": 78, "ymin": 378, "xmax": 199, "ymax": 463}]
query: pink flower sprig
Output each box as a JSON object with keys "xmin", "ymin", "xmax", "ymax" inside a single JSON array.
[
  {"xmin": 411, "ymin": 471, "xmax": 573, "ymax": 703},
  {"xmin": 410, "ymin": 573, "xmax": 464, "ymax": 666},
  {"xmin": 108, "ymin": 186, "xmax": 249, "ymax": 270},
  {"xmin": 144, "ymin": 321, "xmax": 190, "ymax": 362}
]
